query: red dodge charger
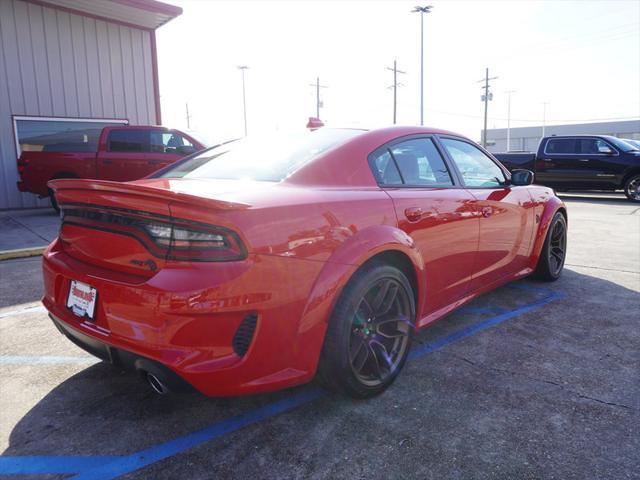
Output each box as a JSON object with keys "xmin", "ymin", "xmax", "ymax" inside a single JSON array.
[{"xmin": 43, "ymin": 126, "xmax": 567, "ymax": 398}]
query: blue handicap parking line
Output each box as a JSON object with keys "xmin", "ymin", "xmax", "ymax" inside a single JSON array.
[
  {"xmin": 0, "ymin": 456, "xmax": 120, "ymax": 475},
  {"xmin": 0, "ymin": 282, "xmax": 562, "ymax": 479}
]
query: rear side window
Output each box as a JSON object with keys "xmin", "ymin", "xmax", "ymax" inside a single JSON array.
[
  {"xmin": 440, "ymin": 138, "xmax": 506, "ymax": 187},
  {"xmin": 150, "ymin": 131, "xmax": 194, "ymax": 154},
  {"xmin": 373, "ymin": 150, "xmax": 403, "ymax": 185},
  {"xmin": 108, "ymin": 130, "xmax": 150, "ymax": 153},
  {"xmin": 545, "ymin": 138, "xmax": 577, "ymax": 154},
  {"xmin": 576, "ymin": 138, "xmax": 612, "ymax": 154},
  {"xmin": 371, "ymin": 138, "xmax": 453, "ymax": 186}
]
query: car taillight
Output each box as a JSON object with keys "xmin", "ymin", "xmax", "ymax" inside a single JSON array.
[{"xmin": 142, "ymin": 221, "xmax": 245, "ymax": 261}]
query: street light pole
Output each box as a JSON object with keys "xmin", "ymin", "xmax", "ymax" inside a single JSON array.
[
  {"xmin": 412, "ymin": 6, "xmax": 432, "ymax": 126},
  {"xmin": 541, "ymin": 102, "xmax": 549, "ymax": 140},
  {"xmin": 505, "ymin": 90, "xmax": 516, "ymax": 151},
  {"xmin": 238, "ymin": 65, "xmax": 249, "ymax": 136}
]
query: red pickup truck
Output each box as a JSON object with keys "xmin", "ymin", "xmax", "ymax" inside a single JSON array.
[{"xmin": 17, "ymin": 125, "xmax": 204, "ymax": 210}]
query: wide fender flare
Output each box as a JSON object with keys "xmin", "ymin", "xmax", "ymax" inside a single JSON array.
[
  {"xmin": 292, "ymin": 225, "xmax": 425, "ymax": 376},
  {"xmin": 530, "ymin": 195, "xmax": 567, "ymax": 268}
]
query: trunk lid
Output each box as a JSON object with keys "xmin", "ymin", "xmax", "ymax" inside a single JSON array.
[{"xmin": 49, "ymin": 178, "xmax": 251, "ymax": 276}]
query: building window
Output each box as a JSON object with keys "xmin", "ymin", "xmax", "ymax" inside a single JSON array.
[{"xmin": 13, "ymin": 116, "xmax": 127, "ymax": 157}]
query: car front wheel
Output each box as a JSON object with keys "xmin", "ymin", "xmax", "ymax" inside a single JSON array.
[
  {"xmin": 623, "ymin": 174, "xmax": 640, "ymax": 203},
  {"xmin": 533, "ymin": 212, "xmax": 567, "ymax": 282},
  {"xmin": 318, "ymin": 263, "xmax": 415, "ymax": 398}
]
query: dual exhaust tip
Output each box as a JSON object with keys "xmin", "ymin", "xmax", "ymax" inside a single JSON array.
[{"xmin": 145, "ymin": 371, "xmax": 170, "ymax": 395}]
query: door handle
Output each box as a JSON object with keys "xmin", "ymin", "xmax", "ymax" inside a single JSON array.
[
  {"xmin": 148, "ymin": 160, "xmax": 162, "ymax": 165},
  {"xmin": 102, "ymin": 160, "xmax": 113, "ymax": 165},
  {"xmin": 578, "ymin": 158, "xmax": 590, "ymax": 162},
  {"xmin": 541, "ymin": 158, "xmax": 552, "ymax": 162},
  {"xmin": 404, "ymin": 207, "xmax": 423, "ymax": 222}
]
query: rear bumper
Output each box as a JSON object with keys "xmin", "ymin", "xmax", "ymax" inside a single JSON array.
[
  {"xmin": 42, "ymin": 239, "xmax": 329, "ymax": 396},
  {"xmin": 50, "ymin": 313, "xmax": 194, "ymax": 392}
]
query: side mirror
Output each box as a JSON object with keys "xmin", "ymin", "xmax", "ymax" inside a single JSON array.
[
  {"xmin": 597, "ymin": 145, "xmax": 613, "ymax": 154},
  {"xmin": 510, "ymin": 169, "xmax": 534, "ymax": 186}
]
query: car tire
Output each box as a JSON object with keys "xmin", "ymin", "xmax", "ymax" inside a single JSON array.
[
  {"xmin": 317, "ymin": 262, "xmax": 415, "ymax": 398},
  {"xmin": 623, "ymin": 174, "xmax": 640, "ymax": 203},
  {"xmin": 533, "ymin": 212, "xmax": 567, "ymax": 282},
  {"xmin": 48, "ymin": 188, "xmax": 59, "ymax": 213}
]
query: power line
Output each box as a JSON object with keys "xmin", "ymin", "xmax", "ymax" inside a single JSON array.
[
  {"xmin": 386, "ymin": 60, "xmax": 406, "ymax": 124},
  {"xmin": 478, "ymin": 68, "xmax": 498, "ymax": 147},
  {"xmin": 308, "ymin": 77, "xmax": 328, "ymax": 119}
]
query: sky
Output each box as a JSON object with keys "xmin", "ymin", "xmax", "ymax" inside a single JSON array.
[{"xmin": 156, "ymin": 0, "xmax": 640, "ymax": 145}]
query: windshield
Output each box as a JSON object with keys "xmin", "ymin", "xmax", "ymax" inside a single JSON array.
[
  {"xmin": 622, "ymin": 139, "xmax": 640, "ymax": 150},
  {"xmin": 157, "ymin": 129, "xmax": 363, "ymax": 182},
  {"xmin": 607, "ymin": 136, "xmax": 639, "ymax": 152}
]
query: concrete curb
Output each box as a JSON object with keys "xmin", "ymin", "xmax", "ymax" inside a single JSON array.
[{"xmin": 0, "ymin": 246, "xmax": 46, "ymax": 261}]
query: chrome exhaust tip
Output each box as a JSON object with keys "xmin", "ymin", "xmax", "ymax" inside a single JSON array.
[{"xmin": 146, "ymin": 371, "xmax": 170, "ymax": 395}]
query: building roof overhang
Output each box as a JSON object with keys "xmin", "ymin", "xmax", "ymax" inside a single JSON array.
[{"xmin": 27, "ymin": 0, "xmax": 182, "ymax": 30}]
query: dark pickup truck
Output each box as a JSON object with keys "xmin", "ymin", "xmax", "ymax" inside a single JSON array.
[{"xmin": 494, "ymin": 135, "xmax": 640, "ymax": 202}]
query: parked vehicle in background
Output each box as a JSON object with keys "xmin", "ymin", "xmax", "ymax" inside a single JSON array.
[
  {"xmin": 494, "ymin": 135, "xmax": 640, "ymax": 202},
  {"xmin": 43, "ymin": 126, "xmax": 567, "ymax": 399},
  {"xmin": 16, "ymin": 125, "xmax": 205, "ymax": 210},
  {"xmin": 623, "ymin": 138, "xmax": 640, "ymax": 150}
]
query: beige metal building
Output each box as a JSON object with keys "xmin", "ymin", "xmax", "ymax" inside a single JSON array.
[
  {"xmin": 0, "ymin": 0, "xmax": 182, "ymax": 209},
  {"xmin": 485, "ymin": 119, "xmax": 640, "ymax": 153}
]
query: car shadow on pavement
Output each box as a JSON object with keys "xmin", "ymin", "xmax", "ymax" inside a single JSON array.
[{"xmin": 2, "ymin": 268, "xmax": 638, "ymax": 479}]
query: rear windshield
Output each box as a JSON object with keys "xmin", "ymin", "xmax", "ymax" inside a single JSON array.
[{"xmin": 157, "ymin": 129, "xmax": 363, "ymax": 182}]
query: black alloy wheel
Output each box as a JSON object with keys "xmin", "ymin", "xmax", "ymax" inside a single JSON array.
[
  {"xmin": 318, "ymin": 263, "xmax": 415, "ymax": 398},
  {"xmin": 348, "ymin": 277, "xmax": 412, "ymax": 387},
  {"xmin": 534, "ymin": 212, "xmax": 567, "ymax": 281},
  {"xmin": 624, "ymin": 174, "xmax": 640, "ymax": 203}
]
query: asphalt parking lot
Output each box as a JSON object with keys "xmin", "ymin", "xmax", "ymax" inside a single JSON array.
[{"xmin": 1, "ymin": 193, "xmax": 638, "ymax": 480}]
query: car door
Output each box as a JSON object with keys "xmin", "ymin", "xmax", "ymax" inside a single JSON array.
[
  {"xmin": 147, "ymin": 129, "xmax": 197, "ymax": 175},
  {"xmin": 438, "ymin": 136, "xmax": 536, "ymax": 290},
  {"xmin": 370, "ymin": 136, "xmax": 479, "ymax": 319},
  {"xmin": 536, "ymin": 137, "xmax": 614, "ymax": 189},
  {"xmin": 573, "ymin": 137, "xmax": 623, "ymax": 188},
  {"xmin": 98, "ymin": 128, "xmax": 152, "ymax": 181}
]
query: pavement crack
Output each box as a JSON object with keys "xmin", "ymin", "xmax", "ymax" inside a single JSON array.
[
  {"xmin": 445, "ymin": 352, "xmax": 635, "ymax": 411},
  {"xmin": 577, "ymin": 394, "xmax": 632, "ymax": 410}
]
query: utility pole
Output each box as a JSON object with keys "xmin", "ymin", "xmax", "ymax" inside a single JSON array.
[
  {"xmin": 505, "ymin": 90, "xmax": 515, "ymax": 151},
  {"xmin": 185, "ymin": 102, "xmax": 192, "ymax": 129},
  {"xmin": 308, "ymin": 77, "xmax": 328, "ymax": 119},
  {"xmin": 412, "ymin": 6, "xmax": 432, "ymax": 126},
  {"xmin": 541, "ymin": 102, "xmax": 549, "ymax": 139},
  {"xmin": 387, "ymin": 60, "xmax": 406, "ymax": 124},
  {"xmin": 237, "ymin": 65, "xmax": 249, "ymax": 136},
  {"xmin": 478, "ymin": 68, "xmax": 498, "ymax": 147}
]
